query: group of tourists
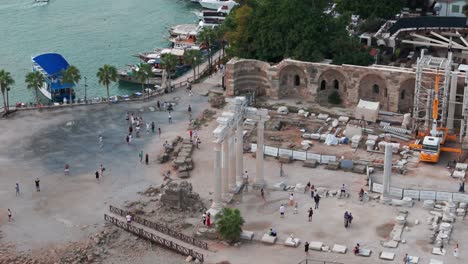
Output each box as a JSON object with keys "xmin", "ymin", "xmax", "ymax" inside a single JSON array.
[{"xmin": 201, "ymin": 212, "xmax": 211, "ymax": 227}]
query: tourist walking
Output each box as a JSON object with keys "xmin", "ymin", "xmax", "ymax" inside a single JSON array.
[
  {"xmin": 64, "ymin": 164, "xmax": 70, "ymax": 175},
  {"xmin": 308, "ymin": 207, "xmax": 313, "ymax": 221},
  {"xmin": 289, "ymin": 193, "xmax": 294, "ymax": 206},
  {"xmin": 348, "ymin": 212, "xmax": 353, "ymax": 226},
  {"xmin": 243, "ymin": 171, "xmax": 249, "ymax": 192},
  {"xmin": 195, "ymin": 137, "xmax": 201, "ymax": 149},
  {"xmin": 15, "ymin": 183, "xmax": 20, "ymax": 196},
  {"xmin": 189, "ymin": 130, "xmax": 193, "ymax": 141},
  {"xmin": 139, "ymin": 150, "xmax": 143, "ymax": 162},
  {"xmin": 151, "ymin": 121, "xmax": 155, "ymax": 133},
  {"xmin": 146, "ymin": 123, "xmax": 150, "ymax": 135},
  {"xmin": 304, "ymin": 181, "xmax": 311, "ymax": 194},
  {"xmin": 100, "ymin": 164, "xmax": 105, "ymax": 176},
  {"xmin": 304, "ymin": 241, "xmax": 309, "ymax": 256},
  {"xmin": 95, "ymin": 171, "xmax": 100, "ymax": 181},
  {"xmin": 344, "ymin": 211, "xmax": 350, "ymax": 228},
  {"xmin": 7, "ymin": 209, "xmax": 12, "ymax": 221},
  {"xmin": 280, "ymin": 163, "xmax": 284, "ymax": 177},
  {"xmin": 453, "ymin": 244, "xmax": 459, "ymax": 258},
  {"xmin": 314, "ymin": 194, "xmax": 321, "ymax": 209},
  {"xmin": 310, "ymin": 184, "xmax": 315, "ymax": 198},
  {"xmin": 168, "ymin": 113, "xmax": 172, "ymax": 123},
  {"xmin": 279, "ymin": 204, "xmax": 285, "ymax": 218},
  {"xmin": 206, "ymin": 213, "xmax": 211, "ymax": 227},
  {"xmin": 294, "ymin": 202, "xmax": 298, "ymax": 214},
  {"xmin": 260, "ymin": 188, "xmax": 265, "ymax": 201},
  {"xmin": 145, "ymin": 153, "xmax": 149, "ymax": 165},
  {"xmin": 340, "ymin": 184, "xmax": 346, "ymax": 198},
  {"xmin": 126, "ymin": 214, "xmax": 132, "ymax": 224},
  {"xmin": 188, "ymin": 105, "xmax": 192, "ymax": 118},
  {"xmin": 98, "ymin": 134, "xmax": 103, "ymax": 148},
  {"xmin": 202, "ymin": 212, "xmax": 207, "ymax": 226},
  {"xmin": 157, "ymin": 101, "xmax": 161, "ymax": 111},
  {"xmin": 35, "ymin": 178, "xmax": 40, "ymax": 192},
  {"xmin": 158, "ymin": 127, "xmax": 161, "ymax": 137},
  {"xmin": 126, "ymin": 112, "xmax": 129, "ymax": 121},
  {"xmin": 404, "ymin": 253, "xmax": 410, "ymax": 264},
  {"xmin": 459, "ymin": 181, "xmax": 465, "ymax": 193},
  {"xmin": 129, "ymin": 126, "xmax": 133, "ymax": 135},
  {"xmin": 128, "ymin": 134, "xmax": 132, "ymax": 144},
  {"xmin": 163, "ymin": 101, "xmax": 168, "ymax": 111}
]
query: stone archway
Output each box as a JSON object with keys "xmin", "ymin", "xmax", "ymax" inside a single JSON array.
[
  {"xmin": 358, "ymin": 74, "xmax": 389, "ymax": 110},
  {"xmin": 278, "ymin": 65, "xmax": 308, "ymax": 98},
  {"xmin": 316, "ymin": 69, "xmax": 347, "ymax": 105},
  {"xmin": 398, "ymin": 78, "xmax": 415, "ymax": 113}
]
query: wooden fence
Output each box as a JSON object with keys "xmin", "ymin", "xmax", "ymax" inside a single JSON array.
[
  {"xmin": 109, "ymin": 205, "xmax": 208, "ymax": 250},
  {"xmin": 104, "ymin": 214, "xmax": 204, "ymax": 262}
]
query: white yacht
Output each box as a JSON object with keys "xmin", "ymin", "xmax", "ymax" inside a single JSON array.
[{"xmin": 198, "ymin": 0, "xmax": 238, "ymax": 10}]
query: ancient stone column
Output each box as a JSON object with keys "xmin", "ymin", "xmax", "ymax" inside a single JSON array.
[
  {"xmin": 447, "ymin": 72, "xmax": 458, "ymax": 132},
  {"xmin": 229, "ymin": 131, "xmax": 237, "ymax": 191},
  {"xmin": 236, "ymin": 122, "xmax": 244, "ymax": 186},
  {"xmin": 381, "ymin": 144, "xmax": 393, "ymax": 204},
  {"xmin": 255, "ymin": 120, "xmax": 266, "ymax": 187},
  {"xmin": 222, "ymin": 138, "xmax": 229, "ymax": 195},
  {"xmin": 211, "ymin": 142, "xmax": 222, "ymax": 209}
]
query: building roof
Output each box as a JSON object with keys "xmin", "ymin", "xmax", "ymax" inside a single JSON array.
[
  {"xmin": 389, "ymin": 16, "xmax": 468, "ymax": 35},
  {"xmin": 32, "ymin": 53, "xmax": 69, "ymax": 76}
]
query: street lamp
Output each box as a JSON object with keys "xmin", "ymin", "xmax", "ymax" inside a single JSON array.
[{"xmin": 84, "ymin": 77, "xmax": 88, "ymax": 104}]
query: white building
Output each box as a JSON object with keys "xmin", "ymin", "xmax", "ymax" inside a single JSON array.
[{"xmin": 435, "ymin": 0, "xmax": 468, "ymax": 17}]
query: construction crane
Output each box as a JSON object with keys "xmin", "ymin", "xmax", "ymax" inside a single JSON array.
[{"xmin": 410, "ymin": 71, "xmax": 461, "ymax": 162}]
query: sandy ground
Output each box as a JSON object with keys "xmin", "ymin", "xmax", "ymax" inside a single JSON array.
[{"xmin": 1, "ymin": 71, "xmax": 468, "ymax": 264}]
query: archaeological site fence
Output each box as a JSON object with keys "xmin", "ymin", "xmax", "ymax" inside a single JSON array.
[
  {"xmin": 104, "ymin": 214, "xmax": 204, "ymax": 262},
  {"xmin": 109, "ymin": 205, "xmax": 208, "ymax": 250},
  {"xmin": 369, "ymin": 175, "xmax": 468, "ymax": 202}
]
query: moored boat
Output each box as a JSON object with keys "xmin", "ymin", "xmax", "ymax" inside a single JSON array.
[
  {"xmin": 31, "ymin": 53, "xmax": 75, "ymax": 103},
  {"xmin": 198, "ymin": 0, "xmax": 237, "ymax": 10}
]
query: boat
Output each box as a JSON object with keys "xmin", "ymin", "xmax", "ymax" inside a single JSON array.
[
  {"xmin": 196, "ymin": 5, "xmax": 231, "ymax": 25},
  {"xmin": 31, "ymin": 53, "xmax": 75, "ymax": 102},
  {"xmin": 198, "ymin": 0, "xmax": 237, "ymax": 10},
  {"xmin": 118, "ymin": 64, "xmax": 163, "ymax": 85}
]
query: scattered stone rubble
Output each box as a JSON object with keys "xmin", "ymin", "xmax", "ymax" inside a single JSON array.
[
  {"xmin": 173, "ymin": 138, "xmax": 195, "ymax": 178},
  {"xmin": 160, "ymin": 181, "xmax": 206, "ymax": 212}
]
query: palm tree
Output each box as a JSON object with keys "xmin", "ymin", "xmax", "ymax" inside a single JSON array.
[
  {"xmin": 198, "ymin": 27, "xmax": 215, "ymax": 73},
  {"xmin": 97, "ymin": 64, "xmax": 118, "ymax": 103},
  {"xmin": 161, "ymin": 53, "xmax": 178, "ymax": 92},
  {"xmin": 214, "ymin": 25, "xmax": 228, "ymax": 57},
  {"xmin": 184, "ymin": 49, "xmax": 202, "ymax": 81},
  {"xmin": 25, "ymin": 71, "xmax": 44, "ymax": 106},
  {"xmin": 0, "ymin": 70, "xmax": 15, "ymax": 113},
  {"xmin": 61, "ymin": 65, "xmax": 81, "ymax": 104},
  {"xmin": 132, "ymin": 63, "xmax": 152, "ymax": 98}
]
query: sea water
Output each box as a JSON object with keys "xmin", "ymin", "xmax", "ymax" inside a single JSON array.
[{"xmin": 0, "ymin": 0, "xmax": 200, "ymax": 104}]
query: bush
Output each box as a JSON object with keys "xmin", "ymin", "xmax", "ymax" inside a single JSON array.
[
  {"xmin": 215, "ymin": 207, "xmax": 245, "ymax": 242},
  {"xmin": 328, "ymin": 91, "xmax": 342, "ymax": 105}
]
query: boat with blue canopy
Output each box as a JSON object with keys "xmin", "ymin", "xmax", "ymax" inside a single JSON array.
[{"xmin": 31, "ymin": 53, "xmax": 75, "ymax": 102}]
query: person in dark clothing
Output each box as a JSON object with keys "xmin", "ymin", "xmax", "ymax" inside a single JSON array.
[
  {"xmin": 129, "ymin": 126, "xmax": 133, "ymax": 135},
  {"xmin": 344, "ymin": 211, "xmax": 350, "ymax": 228},
  {"xmin": 304, "ymin": 241, "xmax": 309, "ymax": 255},
  {"xmin": 459, "ymin": 181, "xmax": 465, "ymax": 193},
  {"xmin": 145, "ymin": 153, "xmax": 149, "ymax": 165},
  {"xmin": 151, "ymin": 122, "xmax": 155, "ymax": 133},
  {"xmin": 95, "ymin": 171, "xmax": 100, "ymax": 181},
  {"xmin": 314, "ymin": 194, "xmax": 321, "ymax": 209},
  {"xmin": 157, "ymin": 101, "xmax": 161, "ymax": 110},
  {"xmin": 35, "ymin": 178, "xmax": 40, "ymax": 192}
]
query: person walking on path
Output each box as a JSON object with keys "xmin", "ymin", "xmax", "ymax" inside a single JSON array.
[
  {"xmin": 35, "ymin": 178, "xmax": 40, "ymax": 192},
  {"xmin": 340, "ymin": 184, "xmax": 347, "ymax": 198},
  {"xmin": 280, "ymin": 163, "xmax": 285, "ymax": 177},
  {"xmin": 459, "ymin": 181, "xmax": 465, "ymax": 193},
  {"xmin": 304, "ymin": 241, "xmax": 309, "ymax": 256},
  {"xmin": 100, "ymin": 164, "xmax": 105, "ymax": 177},
  {"xmin": 404, "ymin": 253, "xmax": 410, "ymax": 264},
  {"xmin": 344, "ymin": 211, "xmax": 350, "ymax": 228},
  {"xmin": 64, "ymin": 164, "xmax": 70, "ymax": 175},
  {"xmin": 243, "ymin": 171, "xmax": 249, "ymax": 192},
  {"xmin": 289, "ymin": 193, "xmax": 294, "ymax": 206},
  {"xmin": 146, "ymin": 123, "xmax": 150, "ymax": 135},
  {"xmin": 98, "ymin": 134, "xmax": 103, "ymax": 148},
  {"xmin": 128, "ymin": 134, "xmax": 132, "ymax": 144},
  {"xmin": 15, "ymin": 183, "xmax": 20, "ymax": 196},
  {"xmin": 314, "ymin": 194, "xmax": 321, "ymax": 209},
  {"xmin": 202, "ymin": 212, "xmax": 207, "ymax": 226},
  {"xmin": 260, "ymin": 188, "xmax": 265, "ymax": 201},
  {"xmin": 310, "ymin": 184, "xmax": 315, "ymax": 198},
  {"xmin": 139, "ymin": 150, "xmax": 143, "ymax": 163},
  {"xmin": 453, "ymin": 244, "xmax": 459, "ymax": 258},
  {"xmin": 158, "ymin": 127, "xmax": 161, "ymax": 137},
  {"xmin": 157, "ymin": 101, "xmax": 161, "ymax": 111},
  {"xmin": 195, "ymin": 137, "xmax": 201, "ymax": 149},
  {"xmin": 189, "ymin": 130, "xmax": 193, "ymax": 141},
  {"xmin": 145, "ymin": 153, "xmax": 149, "ymax": 165},
  {"xmin": 304, "ymin": 181, "xmax": 311, "ymax": 194},
  {"xmin": 279, "ymin": 204, "xmax": 285, "ymax": 218},
  {"xmin": 126, "ymin": 134, "xmax": 130, "ymax": 144},
  {"xmin": 308, "ymin": 207, "xmax": 313, "ymax": 222},
  {"xmin": 348, "ymin": 212, "xmax": 353, "ymax": 226},
  {"xmin": 129, "ymin": 126, "xmax": 133, "ymax": 135},
  {"xmin": 206, "ymin": 213, "xmax": 211, "ymax": 227},
  {"xmin": 168, "ymin": 113, "xmax": 172, "ymax": 124},
  {"xmin": 294, "ymin": 201, "xmax": 298, "ymax": 214},
  {"xmin": 151, "ymin": 121, "xmax": 155, "ymax": 133},
  {"xmin": 95, "ymin": 171, "xmax": 100, "ymax": 181},
  {"xmin": 8, "ymin": 209, "xmax": 12, "ymax": 221}
]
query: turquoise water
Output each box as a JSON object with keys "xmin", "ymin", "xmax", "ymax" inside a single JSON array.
[{"xmin": 0, "ymin": 0, "xmax": 200, "ymax": 103}]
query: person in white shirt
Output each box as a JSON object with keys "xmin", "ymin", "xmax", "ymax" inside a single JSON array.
[
  {"xmin": 126, "ymin": 214, "xmax": 132, "ymax": 224},
  {"xmin": 279, "ymin": 204, "xmax": 285, "ymax": 218}
]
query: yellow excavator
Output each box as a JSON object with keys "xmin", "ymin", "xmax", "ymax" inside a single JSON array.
[{"xmin": 409, "ymin": 72, "xmax": 461, "ymax": 163}]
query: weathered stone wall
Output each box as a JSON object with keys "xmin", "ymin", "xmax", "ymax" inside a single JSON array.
[{"xmin": 225, "ymin": 58, "xmax": 417, "ymax": 112}]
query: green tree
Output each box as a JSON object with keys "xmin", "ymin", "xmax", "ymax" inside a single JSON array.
[
  {"xmin": 335, "ymin": 0, "xmax": 406, "ymax": 19},
  {"xmin": 331, "ymin": 37, "xmax": 374, "ymax": 66},
  {"xmin": 25, "ymin": 71, "xmax": 44, "ymax": 106},
  {"xmin": 0, "ymin": 70, "xmax": 14, "ymax": 113},
  {"xmin": 97, "ymin": 64, "xmax": 118, "ymax": 103},
  {"xmin": 61, "ymin": 65, "xmax": 81, "ymax": 104},
  {"xmin": 132, "ymin": 63, "xmax": 152, "ymax": 98},
  {"xmin": 213, "ymin": 25, "xmax": 228, "ymax": 57},
  {"xmin": 198, "ymin": 27, "xmax": 215, "ymax": 72},
  {"xmin": 215, "ymin": 207, "xmax": 245, "ymax": 242},
  {"xmin": 184, "ymin": 49, "xmax": 202, "ymax": 81},
  {"xmin": 161, "ymin": 54, "xmax": 178, "ymax": 92}
]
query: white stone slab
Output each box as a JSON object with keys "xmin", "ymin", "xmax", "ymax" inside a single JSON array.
[
  {"xmin": 403, "ymin": 189, "xmax": 420, "ymax": 199},
  {"xmin": 429, "ymin": 259, "xmax": 443, "ymax": 264},
  {"xmin": 278, "ymin": 148, "xmax": 293, "ymax": 157},
  {"xmin": 452, "ymin": 170, "xmax": 465, "ymax": 179},
  {"xmin": 379, "ymin": 251, "xmax": 395, "ymax": 260},
  {"xmin": 292, "ymin": 151, "xmax": 307, "ymax": 161},
  {"xmin": 320, "ymin": 155, "xmax": 336, "ymax": 164},
  {"xmin": 456, "ymin": 163, "xmax": 468, "ymax": 170},
  {"xmin": 372, "ymin": 183, "xmax": 383, "ymax": 193},
  {"xmin": 306, "ymin": 152, "xmax": 321, "ymax": 162},
  {"xmin": 357, "ymin": 248, "xmax": 372, "ymax": 257},
  {"xmin": 408, "ymin": 256, "xmax": 419, "ymax": 263},
  {"xmin": 332, "ymin": 244, "xmax": 347, "ymax": 254},
  {"xmin": 240, "ymin": 231, "xmax": 254, "ymax": 240},
  {"xmin": 432, "ymin": 248, "xmax": 446, "ymax": 255},
  {"xmin": 382, "ymin": 240, "xmax": 399, "ymax": 248},
  {"xmin": 264, "ymin": 146, "xmax": 278, "ymax": 157},
  {"xmin": 436, "ymin": 192, "xmax": 453, "ymax": 201},
  {"xmin": 261, "ymin": 234, "xmax": 277, "ymax": 244},
  {"xmin": 309, "ymin": 241, "xmax": 323, "ymax": 251},
  {"xmin": 420, "ymin": 190, "xmax": 436, "ymax": 200},
  {"xmin": 453, "ymin": 193, "xmax": 468, "ymax": 203},
  {"xmin": 284, "ymin": 237, "xmax": 300, "ymax": 247},
  {"xmin": 390, "ymin": 187, "xmax": 403, "ymax": 198},
  {"xmin": 250, "ymin": 143, "xmax": 257, "ymax": 153}
]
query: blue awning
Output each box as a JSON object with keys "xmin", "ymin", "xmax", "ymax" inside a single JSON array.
[{"xmin": 32, "ymin": 53, "xmax": 70, "ymax": 76}]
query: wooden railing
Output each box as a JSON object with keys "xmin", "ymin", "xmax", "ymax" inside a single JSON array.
[
  {"xmin": 109, "ymin": 205, "xmax": 208, "ymax": 250},
  {"xmin": 104, "ymin": 214, "xmax": 204, "ymax": 262}
]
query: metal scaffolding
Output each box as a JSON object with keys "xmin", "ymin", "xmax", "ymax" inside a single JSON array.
[{"xmin": 413, "ymin": 51, "xmax": 452, "ymax": 130}]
